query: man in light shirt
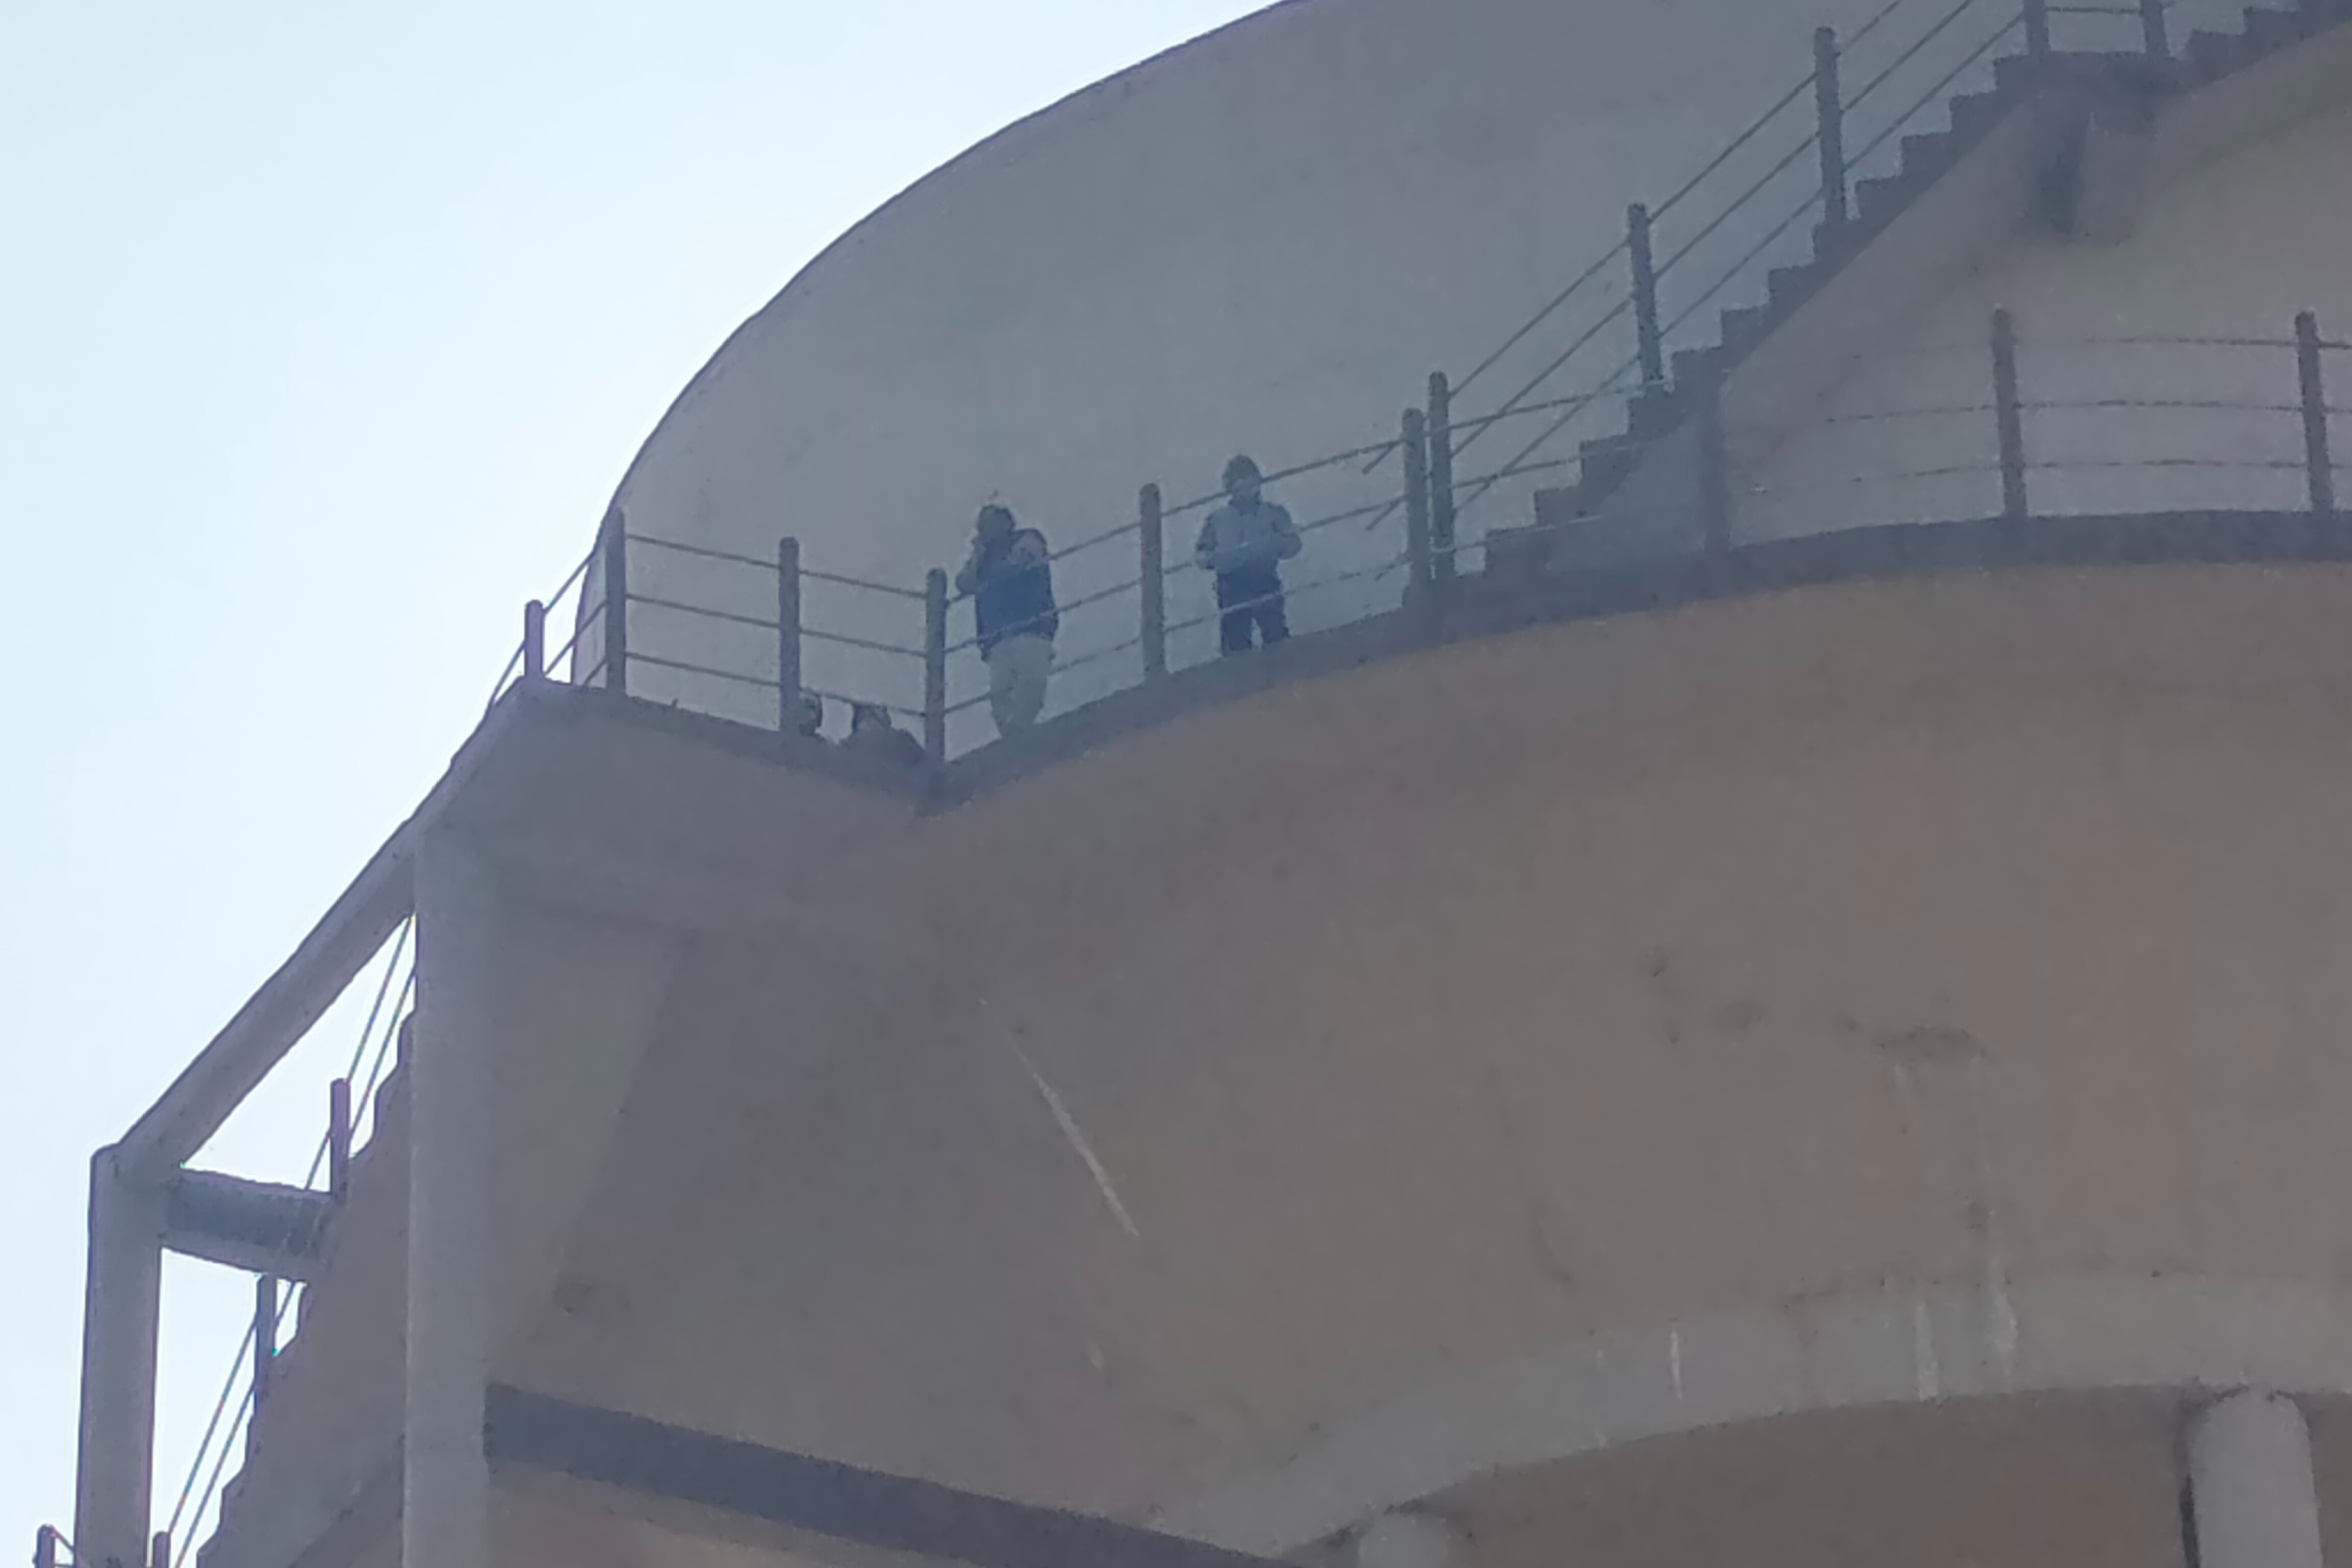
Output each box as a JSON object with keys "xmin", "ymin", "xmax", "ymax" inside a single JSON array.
[{"xmin": 1194, "ymin": 454, "xmax": 1301, "ymax": 655}]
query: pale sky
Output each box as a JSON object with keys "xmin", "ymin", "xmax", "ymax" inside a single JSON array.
[{"xmin": 0, "ymin": 2, "xmax": 1264, "ymax": 1550}]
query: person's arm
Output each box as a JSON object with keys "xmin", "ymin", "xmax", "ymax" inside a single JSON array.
[
  {"xmin": 954, "ymin": 544, "xmax": 986, "ymax": 597},
  {"xmin": 1009, "ymin": 530, "xmax": 1050, "ymax": 567},
  {"xmin": 1271, "ymin": 502, "xmax": 1302, "ymax": 561}
]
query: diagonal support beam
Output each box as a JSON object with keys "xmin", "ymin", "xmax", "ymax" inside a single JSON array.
[
  {"xmin": 161, "ymin": 1169, "xmax": 336, "ymax": 1283},
  {"xmin": 482, "ymin": 1386, "xmax": 1290, "ymax": 1568}
]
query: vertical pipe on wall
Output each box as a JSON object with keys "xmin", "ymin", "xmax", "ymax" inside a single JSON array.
[
  {"xmin": 776, "ymin": 536, "xmax": 803, "ymax": 731},
  {"xmin": 2023, "ymin": 0, "xmax": 2052, "ymax": 61},
  {"xmin": 328, "ymin": 1077, "xmax": 352, "ymax": 1204},
  {"xmin": 1139, "ymin": 485, "xmax": 1166, "ymax": 679},
  {"xmin": 1814, "ymin": 29, "xmax": 1850, "ymax": 232},
  {"xmin": 2295, "ymin": 312, "xmax": 2335, "ymax": 517},
  {"xmin": 1991, "ymin": 309, "xmax": 2029, "ymax": 520},
  {"xmin": 521, "ymin": 600, "xmax": 546, "ymax": 683},
  {"xmin": 1402, "ymin": 408, "xmax": 1434, "ymax": 601},
  {"xmin": 1628, "ymin": 204, "xmax": 1664, "ymax": 388},
  {"xmin": 598, "ymin": 507, "xmax": 628, "ymax": 695},
  {"xmin": 1427, "ymin": 373, "xmax": 1458, "ymax": 586},
  {"xmin": 248, "ymin": 1276, "xmax": 278, "ymax": 1461},
  {"xmin": 923, "ymin": 569, "xmax": 949, "ymax": 763}
]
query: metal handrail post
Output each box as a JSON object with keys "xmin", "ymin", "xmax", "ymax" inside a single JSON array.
[
  {"xmin": 1992, "ymin": 309, "xmax": 2029, "ymax": 520},
  {"xmin": 1402, "ymin": 408, "xmax": 1434, "ymax": 601},
  {"xmin": 2297, "ymin": 312, "xmax": 2336, "ymax": 516},
  {"xmin": 923, "ymin": 569, "xmax": 949, "ymax": 762},
  {"xmin": 150, "ymin": 1529, "xmax": 172, "ymax": 1568},
  {"xmin": 776, "ymin": 537, "xmax": 803, "ymax": 729},
  {"xmin": 1629, "ymin": 203, "xmax": 1665, "ymax": 388},
  {"xmin": 1139, "ymin": 485, "xmax": 1166, "ymax": 678},
  {"xmin": 328, "ymin": 1079, "xmax": 352, "ymax": 1203},
  {"xmin": 1428, "ymin": 373, "xmax": 1458, "ymax": 586},
  {"xmin": 2023, "ymin": 0, "xmax": 2052, "ymax": 61},
  {"xmin": 35, "ymin": 1526, "xmax": 60, "ymax": 1568},
  {"xmin": 521, "ymin": 600, "xmax": 546, "ymax": 682},
  {"xmin": 2139, "ymin": 0, "xmax": 2170, "ymax": 60},
  {"xmin": 1814, "ymin": 28, "xmax": 1849, "ymax": 232},
  {"xmin": 598, "ymin": 508, "xmax": 628, "ymax": 694},
  {"xmin": 249, "ymin": 1277, "xmax": 279, "ymax": 1459}
]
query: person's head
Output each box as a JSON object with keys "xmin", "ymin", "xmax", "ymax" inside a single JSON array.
[
  {"xmin": 1222, "ymin": 454, "xmax": 1263, "ymax": 509},
  {"xmin": 795, "ymin": 692, "xmax": 825, "ymax": 739},
  {"xmin": 850, "ymin": 702, "xmax": 891, "ymax": 735},
  {"xmin": 974, "ymin": 503, "xmax": 1018, "ymax": 548}
]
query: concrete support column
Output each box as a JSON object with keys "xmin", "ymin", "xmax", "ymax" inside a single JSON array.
[
  {"xmin": 404, "ymin": 834, "xmax": 503, "ymax": 1568},
  {"xmin": 72, "ymin": 1148, "xmax": 165, "ymax": 1568},
  {"xmin": 2190, "ymin": 1390, "xmax": 2325, "ymax": 1568}
]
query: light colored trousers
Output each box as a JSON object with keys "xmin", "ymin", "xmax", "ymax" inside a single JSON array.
[{"xmin": 985, "ymin": 633, "xmax": 1053, "ymax": 735}]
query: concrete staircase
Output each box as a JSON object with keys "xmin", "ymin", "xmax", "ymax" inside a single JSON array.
[{"xmin": 1538, "ymin": 0, "xmax": 2352, "ymax": 545}]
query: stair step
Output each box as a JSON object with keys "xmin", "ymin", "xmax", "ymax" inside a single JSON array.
[
  {"xmin": 1718, "ymin": 304, "xmax": 1772, "ymax": 357},
  {"xmin": 1947, "ymin": 90, "xmax": 2008, "ymax": 144},
  {"xmin": 1575, "ymin": 436, "xmax": 1643, "ymax": 504},
  {"xmin": 1993, "ymin": 49, "xmax": 2142, "ymax": 93},
  {"xmin": 2241, "ymin": 6, "xmax": 2305, "ymax": 49},
  {"xmin": 1627, "ymin": 384, "xmax": 1685, "ymax": 438},
  {"xmin": 1669, "ymin": 346, "xmax": 1720, "ymax": 388},
  {"xmin": 2186, "ymin": 27, "xmax": 2242, "ymax": 76},
  {"xmin": 1768, "ymin": 260, "xmax": 1823, "ymax": 311},
  {"xmin": 1899, "ymin": 130, "xmax": 1955, "ymax": 178},
  {"xmin": 1810, "ymin": 219, "xmax": 1864, "ymax": 267},
  {"xmin": 1855, "ymin": 173, "xmax": 1910, "ymax": 225}
]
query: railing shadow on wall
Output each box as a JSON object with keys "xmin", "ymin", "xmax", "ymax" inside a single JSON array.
[{"xmin": 493, "ymin": 312, "xmax": 2346, "ymax": 765}]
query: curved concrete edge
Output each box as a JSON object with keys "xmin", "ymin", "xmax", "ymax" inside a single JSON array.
[
  {"xmin": 943, "ymin": 508, "xmax": 2352, "ymax": 804},
  {"xmin": 1151, "ymin": 1270, "xmax": 2352, "ymax": 1554}
]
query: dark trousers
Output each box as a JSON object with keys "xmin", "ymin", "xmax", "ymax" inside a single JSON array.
[{"xmin": 1215, "ymin": 564, "xmax": 1289, "ymax": 654}]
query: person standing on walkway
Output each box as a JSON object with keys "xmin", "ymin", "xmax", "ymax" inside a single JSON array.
[
  {"xmin": 955, "ymin": 503, "xmax": 1059, "ymax": 736},
  {"xmin": 1195, "ymin": 454, "xmax": 1300, "ymax": 655}
]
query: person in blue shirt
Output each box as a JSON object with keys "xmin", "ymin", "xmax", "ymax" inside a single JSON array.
[
  {"xmin": 1195, "ymin": 455, "xmax": 1301, "ymax": 655},
  {"xmin": 954, "ymin": 503, "xmax": 1059, "ymax": 735}
]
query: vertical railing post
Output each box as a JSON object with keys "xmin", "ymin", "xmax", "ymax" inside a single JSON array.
[
  {"xmin": 2139, "ymin": 0, "xmax": 2170, "ymax": 60},
  {"xmin": 775, "ymin": 536, "xmax": 803, "ymax": 730},
  {"xmin": 1402, "ymin": 408, "xmax": 1434, "ymax": 601},
  {"xmin": 150, "ymin": 1528, "xmax": 172, "ymax": 1568},
  {"xmin": 2023, "ymin": 0, "xmax": 2052, "ymax": 61},
  {"xmin": 1814, "ymin": 28, "xmax": 1850, "ymax": 233},
  {"xmin": 328, "ymin": 1078, "xmax": 352, "ymax": 1203},
  {"xmin": 521, "ymin": 600, "xmax": 546, "ymax": 683},
  {"xmin": 1427, "ymin": 372, "xmax": 1458, "ymax": 586},
  {"xmin": 35, "ymin": 1525, "xmax": 60, "ymax": 1568},
  {"xmin": 923, "ymin": 569, "xmax": 949, "ymax": 763},
  {"xmin": 1992, "ymin": 308, "xmax": 2029, "ymax": 520},
  {"xmin": 598, "ymin": 507, "xmax": 628, "ymax": 694},
  {"xmin": 249, "ymin": 1277, "xmax": 279, "ymax": 1458},
  {"xmin": 1139, "ymin": 484, "xmax": 1166, "ymax": 679},
  {"xmin": 1628, "ymin": 203, "xmax": 1665, "ymax": 389},
  {"xmin": 2296, "ymin": 312, "xmax": 2336, "ymax": 517},
  {"xmin": 1697, "ymin": 370, "xmax": 1732, "ymax": 555}
]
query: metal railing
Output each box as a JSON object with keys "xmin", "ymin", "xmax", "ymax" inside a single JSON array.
[{"xmin": 513, "ymin": 311, "xmax": 2343, "ymax": 765}]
